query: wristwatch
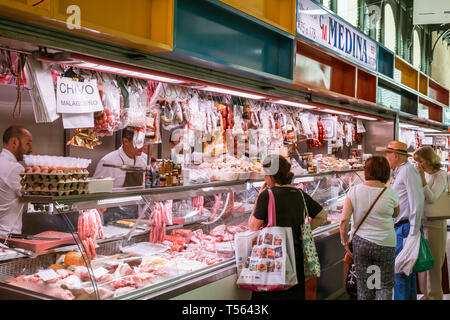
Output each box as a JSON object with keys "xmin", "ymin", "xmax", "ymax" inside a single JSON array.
[{"xmin": 341, "ymin": 240, "xmax": 348, "ymax": 247}]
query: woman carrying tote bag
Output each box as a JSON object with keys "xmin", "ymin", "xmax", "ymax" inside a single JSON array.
[
  {"xmin": 248, "ymin": 155, "xmax": 327, "ymax": 300},
  {"xmin": 415, "ymin": 146, "xmax": 450, "ymax": 300}
]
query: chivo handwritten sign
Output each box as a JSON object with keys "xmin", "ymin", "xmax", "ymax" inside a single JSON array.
[
  {"xmin": 296, "ymin": 0, "xmax": 377, "ymax": 71},
  {"xmin": 56, "ymin": 77, "xmax": 103, "ymax": 114}
]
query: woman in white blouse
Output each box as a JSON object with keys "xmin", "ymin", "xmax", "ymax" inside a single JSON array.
[{"xmin": 415, "ymin": 146, "xmax": 449, "ymax": 300}]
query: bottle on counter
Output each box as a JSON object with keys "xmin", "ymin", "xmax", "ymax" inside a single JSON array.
[
  {"xmin": 165, "ymin": 160, "xmax": 173, "ymax": 173},
  {"xmin": 145, "ymin": 165, "xmax": 153, "ymax": 189},
  {"xmin": 178, "ymin": 164, "xmax": 183, "ymax": 186},
  {"xmin": 152, "ymin": 162, "xmax": 160, "ymax": 188},
  {"xmin": 166, "ymin": 173, "xmax": 172, "ymax": 187}
]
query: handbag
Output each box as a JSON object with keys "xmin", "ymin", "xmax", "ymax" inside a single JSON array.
[
  {"xmin": 345, "ymin": 263, "xmax": 358, "ymax": 298},
  {"xmin": 424, "ymin": 174, "xmax": 450, "ymax": 220},
  {"xmin": 235, "ymin": 189, "xmax": 298, "ymax": 291},
  {"xmin": 299, "ymin": 190, "xmax": 321, "ymax": 280},
  {"xmin": 413, "ymin": 232, "xmax": 434, "ymax": 272},
  {"xmin": 344, "ymin": 187, "xmax": 387, "ymax": 265}
]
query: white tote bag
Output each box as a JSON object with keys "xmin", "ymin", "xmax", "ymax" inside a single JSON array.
[
  {"xmin": 395, "ymin": 232, "xmax": 421, "ymax": 276},
  {"xmin": 235, "ymin": 189, "xmax": 298, "ymax": 292},
  {"xmin": 424, "ymin": 176, "xmax": 450, "ymax": 220}
]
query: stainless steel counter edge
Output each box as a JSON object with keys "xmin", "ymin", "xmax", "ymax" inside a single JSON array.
[
  {"xmin": 0, "ymin": 222, "xmax": 340, "ymax": 300},
  {"xmin": 111, "ymin": 259, "xmax": 237, "ymax": 300},
  {"xmin": 22, "ymin": 170, "xmax": 364, "ymax": 205},
  {"xmin": 111, "ymin": 222, "xmax": 340, "ymax": 300}
]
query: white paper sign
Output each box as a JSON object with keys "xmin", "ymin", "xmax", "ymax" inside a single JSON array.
[
  {"xmin": 297, "ymin": 0, "xmax": 377, "ymax": 71},
  {"xmin": 57, "ymin": 77, "xmax": 103, "ymax": 114},
  {"xmin": 93, "ymin": 267, "xmax": 109, "ymax": 279},
  {"xmin": 62, "ymin": 113, "xmax": 94, "ymax": 129},
  {"xmin": 37, "ymin": 269, "xmax": 59, "ymax": 281}
]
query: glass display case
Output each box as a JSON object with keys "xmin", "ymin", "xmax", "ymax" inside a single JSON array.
[{"xmin": 0, "ymin": 170, "xmax": 363, "ymax": 300}]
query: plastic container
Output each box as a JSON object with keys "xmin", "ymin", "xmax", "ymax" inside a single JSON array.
[{"xmin": 86, "ymin": 178, "xmax": 115, "ymax": 193}]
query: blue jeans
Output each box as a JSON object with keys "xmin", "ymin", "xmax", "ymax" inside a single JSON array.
[{"xmin": 394, "ymin": 222, "xmax": 417, "ymax": 300}]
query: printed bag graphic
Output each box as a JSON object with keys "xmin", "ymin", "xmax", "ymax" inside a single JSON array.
[{"xmin": 235, "ymin": 189, "xmax": 298, "ymax": 291}]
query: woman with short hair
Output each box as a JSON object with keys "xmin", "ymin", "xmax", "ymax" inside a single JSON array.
[
  {"xmin": 415, "ymin": 146, "xmax": 449, "ymax": 300},
  {"xmin": 340, "ymin": 156, "xmax": 400, "ymax": 300}
]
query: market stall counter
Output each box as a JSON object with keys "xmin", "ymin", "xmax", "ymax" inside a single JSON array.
[{"xmin": 0, "ymin": 169, "xmax": 363, "ymax": 300}]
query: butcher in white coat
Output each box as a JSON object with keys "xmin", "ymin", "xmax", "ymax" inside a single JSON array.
[
  {"xmin": 0, "ymin": 126, "xmax": 33, "ymax": 236},
  {"xmin": 93, "ymin": 127, "xmax": 147, "ymax": 188}
]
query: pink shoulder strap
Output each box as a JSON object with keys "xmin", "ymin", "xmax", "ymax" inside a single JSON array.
[{"xmin": 267, "ymin": 188, "xmax": 276, "ymax": 227}]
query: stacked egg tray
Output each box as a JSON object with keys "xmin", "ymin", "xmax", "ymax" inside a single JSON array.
[{"xmin": 21, "ymin": 167, "xmax": 89, "ymax": 196}]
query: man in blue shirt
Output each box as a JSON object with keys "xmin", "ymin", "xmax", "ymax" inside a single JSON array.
[{"xmin": 383, "ymin": 141, "xmax": 424, "ymax": 300}]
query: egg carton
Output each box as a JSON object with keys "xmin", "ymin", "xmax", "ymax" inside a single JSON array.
[
  {"xmin": 22, "ymin": 180, "xmax": 88, "ymax": 190},
  {"xmin": 20, "ymin": 173, "xmax": 88, "ymax": 185},
  {"xmin": 22, "ymin": 187, "xmax": 89, "ymax": 197}
]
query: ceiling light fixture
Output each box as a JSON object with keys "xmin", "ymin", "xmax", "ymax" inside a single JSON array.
[
  {"xmin": 74, "ymin": 62, "xmax": 185, "ymax": 84},
  {"xmin": 354, "ymin": 115, "xmax": 378, "ymax": 121},
  {"xmin": 199, "ymin": 86, "xmax": 266, "ymax": 100},
  {"xmin": 272, "ymin": 100, "xmax": 316, "ymax": 109},
  {"xmin": 35, "ymin": 52, "xmax": 185, "ymax": 84},
  {"xmin": 317, "ymin": 108, "xmax": 352, "ymax": 116}
]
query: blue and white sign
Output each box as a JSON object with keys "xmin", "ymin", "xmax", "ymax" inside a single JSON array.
[{"xmin": 296, "ymin": 0, "xmax": 378, "ymax": 71}]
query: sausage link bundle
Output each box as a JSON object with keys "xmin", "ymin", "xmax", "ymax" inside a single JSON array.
[{"xmin": 77, "ymin": 209, "xmax": 104, "ymax": 260}]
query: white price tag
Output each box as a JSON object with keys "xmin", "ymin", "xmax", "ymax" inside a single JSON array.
[
  {"xmin": 37, "ymin": 269, "xmax": 59, "ymax": 281},
  {"xmin": 93, "ymin": 267, "xmax": 109, "ymax": 279}
]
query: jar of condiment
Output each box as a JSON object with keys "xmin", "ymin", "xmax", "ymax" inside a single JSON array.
[
  {"xmin": 166, "ymin": 174, "xmax": 172, "ymax": 187},
  {"xmin": 172, "ymin": 170, "xmax": 179, "ymax": 186},
  {"xmin": 165, "ymin": 160, "xmax": 173, "ymax": 173},
  {"xmin": 158, "ymin": 160, "xmax": 165, "ymax": 174}
]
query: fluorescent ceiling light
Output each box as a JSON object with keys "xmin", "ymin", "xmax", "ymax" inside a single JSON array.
[
  {"xmin": 422, "ymin": 128, "xmax": 444, "ymax": 133},
  {"xmin": 399, "ymin": 123, "xmax": 420, "ymax": 130},
  {"xmin": 354, "ymin": 115, "xmax": 378, "ymax": 121},
  {"xmin": 75, "ymin": 62, "xmax": 184, "ymax": 84},
  {"xmin": 318, "ymin": 108, "xmax": 352, "ymax": 116},
  {"xmin": 98, "ymin": 196, "xmax": 142, "ymax": 205},
  {"xmin": 200, "ymin": 86, "xmax": 265, "ymax": 100},
  {"xmin": 399, "ymin": 124, "xmax": 443, "ymax": 133},
  {"xmin": 272, "ymin": 100, "xmax": 316, "ymax": 109}
]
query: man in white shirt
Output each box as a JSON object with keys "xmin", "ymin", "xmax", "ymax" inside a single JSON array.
[
  {"xmin": 94, "ymin": 127, "xmax": 147, "ymax": 188},
  {"xmin": 383, "ymin": 140, "xmax": 424, "ymax": 300},
  {"xmin": 93, "ymin": 127, "xmax": 147, "ymax": 224},
  {"xmin": 0, "ymin": 126, "xmax": 33, "ymax": 237}
]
